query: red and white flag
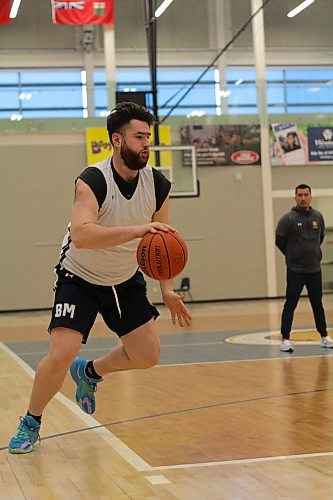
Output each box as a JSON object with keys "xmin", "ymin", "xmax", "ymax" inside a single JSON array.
[
  {"xmin": 0, "ymin": 0, "xmax": 10, "ymax": 24},
  {"xmin": 52, "ymin": 0, "xmax": 114, "ymax": 25}
]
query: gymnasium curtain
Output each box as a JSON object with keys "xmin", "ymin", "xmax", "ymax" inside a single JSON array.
[
  {"xmin": 0, "ymin": 0, "xmax": 10, "ymax": 24},
  {"xmin": 51, "ymin": 1, "xmax": 114, "ymax": 24}
]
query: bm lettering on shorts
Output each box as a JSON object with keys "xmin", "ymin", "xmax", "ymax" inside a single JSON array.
[{"xmin": 55, "ymin": 303, "xmax": 76, "ymax": 319}]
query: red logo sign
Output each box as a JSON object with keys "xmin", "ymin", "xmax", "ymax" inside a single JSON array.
[{"xmin": 230, "ymin": 150, "xmax": 259, "ymax": 165}]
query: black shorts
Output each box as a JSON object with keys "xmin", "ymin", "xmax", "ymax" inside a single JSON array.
[{"xmin": 48, "ymin": 267, "xmax": 159, "ymax": 343}]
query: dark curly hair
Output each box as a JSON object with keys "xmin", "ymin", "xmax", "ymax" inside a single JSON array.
[
  {"xmin": 107, "ymin": 102, "xmax": 153, "ymax": 145},
  {"xmin": 295, "ymin": 183, "xmax": 311, "ymax": 194}
]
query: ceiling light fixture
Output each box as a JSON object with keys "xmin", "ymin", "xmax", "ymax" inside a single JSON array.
[
  {"xmin": 287, "ymin": 0, "xmax": 315, "ymax": 18},
  {"xmin": 155, "ymin": 0, "xmax": 174, "ymax": 18},
  {"xmin": 10, "ymin": 0, "xmax": 22, "ymax": 19}
]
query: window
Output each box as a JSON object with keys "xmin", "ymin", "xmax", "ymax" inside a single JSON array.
[
  {"xmin": 2, "ymin": 66, "xmax": 333, "ymax": 119},
  {"xmin": 284, "ymin": 69, "xmax": 333, "ymax": 112},
  {"xmin": 0, "ymin": 69, "xmax": 85, "ymax": 119},
  {"xmin": 225, "ymin": 67, "xmax": 333, "ymax": 115},
  {"xmin": 94, "ymin": 67, "xmax": 217, "ymax": 118}
]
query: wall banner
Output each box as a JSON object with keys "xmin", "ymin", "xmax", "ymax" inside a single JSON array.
[
  {"xmin": 180, "ymin": 124, "xmax": 261, "ymax": 166},
  {"xmin": 86, "ymin": 127, "xmax": 112, "ymax": 165},
  {"xmin": 271, "ymin": 123, "xmax": 333, "ymax": 165},
  {"xmin": 85, "ymin": 126, "xmax": 171, "ymax": 166},
  {"xmin": 308, "ymin": 126, "xmax": 333, "ymax": 162}
]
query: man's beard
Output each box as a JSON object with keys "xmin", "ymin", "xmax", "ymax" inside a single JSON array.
[{"xmin": 120, "ymin": 141, "xmax": 149, "ymax": 171}]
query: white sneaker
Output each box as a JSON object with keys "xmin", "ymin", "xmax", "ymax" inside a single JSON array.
[
  {"xmin": 280, "ymin": 339, "xmax": 294, "ymax": 352},
  {"xmin": 320, "ymin": 336, "xmax": 333, "ymax": 348}
]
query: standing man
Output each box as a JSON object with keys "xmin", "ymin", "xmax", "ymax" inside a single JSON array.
[
  {"xmin": 276, "ymin": 184, "xmax": 333, "ymax": 353},
  {"xmin": 9, "ymin": 102, "xmax": 192, "ymax": 454}
]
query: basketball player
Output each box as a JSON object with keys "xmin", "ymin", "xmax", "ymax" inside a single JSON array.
[
  {"xmin": 8, "ymin": 102, "xmax": 192, "ymax": 454},
  {"xmin": 276, "ymin": 184, "xmax": 333, "ymax": 353}
]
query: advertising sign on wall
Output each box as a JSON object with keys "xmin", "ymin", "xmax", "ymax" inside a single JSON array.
[
  {"xmin": 85, "ymin": 126, "xmax": 171, "ymax": 166},
  {"xmin": 271, "ymin": 123, "xmax": 306, "ymax": 165},
  {"xmin": 271, "ymin": 123, "xmax": 333, "ymax": 166},
  {"xmin": 308, "ymin": 126, "xmax": 333, "ymax": 162},
  {"xmin": 180, "ymin": 124, "xmax": 261, "ymax": 166}
]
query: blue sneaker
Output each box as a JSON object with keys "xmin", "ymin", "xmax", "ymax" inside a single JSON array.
[
  {"xmin": 8, "ymin": 415, "xmax": 41, "ymax": 454},
  {"xmin": 70, "ymin": 357, "xmax": 103, "ymax": 414}
]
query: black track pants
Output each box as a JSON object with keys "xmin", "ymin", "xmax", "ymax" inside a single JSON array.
[{"xmin": 281, "ymin": 269, "xmax": 327, "ymax": 339}]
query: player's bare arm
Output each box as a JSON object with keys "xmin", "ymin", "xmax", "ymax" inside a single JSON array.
[
  {"xmin": 153, "ymin": 197, "xmax": 192, "ymax": 327},
  {"xmin": 71, "ymin": 180, "xmax": 175, "ymax": 249}
]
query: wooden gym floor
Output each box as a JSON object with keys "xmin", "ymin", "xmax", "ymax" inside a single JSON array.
[{"xmin": 1, "ymin": 295, "xmax": 333, "ymax": 499}]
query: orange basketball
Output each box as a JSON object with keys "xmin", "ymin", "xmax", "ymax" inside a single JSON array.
[{"xmin": 136, "ymin": 230, "xmax": 188, "ymax": 280}]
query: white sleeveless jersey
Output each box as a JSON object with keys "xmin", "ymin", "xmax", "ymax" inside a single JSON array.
[{"xmin": 58, "ymin": 158, "xmax": 158, "ymax": 286}]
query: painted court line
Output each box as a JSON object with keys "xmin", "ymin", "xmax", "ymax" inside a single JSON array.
[
  {"xmin": 160, "ymin": 353, "xmax": 330, "ymax": 367},
  {"xmin": 145, "ymin": 475, "xmax": 171, "ymax": 484},
  {"xmin": 2, "ymin": 342, "xmax": 333, "ymax": 473},
  {"xmin": 6, "ymin": 340, "xmax": 228, "ymax": 357},
  {"xmin": 0, "ymin": 341, "xmax": 152, "ymax": 472},
  {"xmin": 148, "ymin": 450, "xmax": 333, "ymax": 470},
  {"xmin": 225, "ymin": 328, "xmax": 333, "ymax": 346}
]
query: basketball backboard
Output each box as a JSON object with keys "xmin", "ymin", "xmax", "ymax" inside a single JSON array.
[{"xmin": 149, "ymin": 145, "xmax": 199, "ymax": 198}]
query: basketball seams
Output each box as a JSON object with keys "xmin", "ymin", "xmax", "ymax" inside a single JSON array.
[
  {"xmin": 167, "ymin": 231, "xmax": 188, "ymax": 264},
  {"xmin": 147, "ymin": 233, "xmax": 156, "ymax": 279},
  {"xmin": 159, "ymin": 232, "xmax": 171, "ymax": 280}
]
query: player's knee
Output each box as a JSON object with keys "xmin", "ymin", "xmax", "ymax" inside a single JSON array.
[
  {"xmin": 133, "ymin": 346, "xmax": 160, "ymax": 368},
  {"xmin": 48, "ymin": 349, "xmax": 76, "ymax": 370},
  {"xmin": 144, "ymin": 348, "xmax": 160, "ymax": 368}
]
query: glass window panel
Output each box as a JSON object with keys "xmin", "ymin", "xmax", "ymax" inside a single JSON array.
[
  {"xmin": 285, "ymin": 69, "xmax": 333, "ymax": 81},
  {"xmin": 227, "ymin": 106, "xmax": 258, "ymax": 115},
  {"xmin": 266, "ymin": 69, "xmax": 284, "ymax": 80},
  {"xmin": 268, "ymin": 106, "xmax": 286, "ymax": 114},
  {"xmin": 20, "ymin": 71, "xmax": 82, "ymax": 84},
  {"xmin": 94, "ymin": 68, "xmax": 228, "ymax": 118},
  {"xmin": 96, "ymin": 68, "xmax": 215, "ymax": 85},
  {"xmin": 158, "ymin": 84, "xmax": 215, "ymax": 107},
  {"xmin": 94, "ymin": 69, "xmax": 106, "ymax": 83},
  {"xmin": 157, "ymin": 68, "xmax": 215, "ymax": 83},
  {"xmin": 184, "ymin": 88, "xmax": 215, "ymax": 106},
  {"xmin": 286, "ymin": 85, "xmax": 333, "ymax": 104},
  {"xmin": 226, "ymin": 69, "xmax": 256, "ymax": 82},
  {"xmin": 267, "ymin": 86, "xmax": 285, "ymax": 104},
  {"xmin": 287, "ymin": 105, "xmax": 333, "ymax": 113},
  {"xmin": 22, "ymin": 109, "xmax": 84, "ymax": 118},
  {"xmin": 20, "ymin": 87, "xmax": 82, "ymax": 109},
  {"xmin": 0, "ymin": 89, "xmax": 20, "ymax": 109},
  {"xmin": 0, "ymin": 111, "xmax": 15, "ymax": 119},
  {"xmin": 0, "ymin": 71, "xmax": 19, "ymax": 84},
  {"xmin": 5, "ymin": 65, "xmax": 333, "ymax": 120},
  {"xmin": 158, "ymin": 87, "xmax": 185, "ymax": 108},
  {"xmin": 94, "ymin": 87, "xmax": 108, "ymax": 109},
  {"xmin": 117, "ymin": 83, "xmax": 151, "ymax": 91},
  {"xmin": 159, "ymin": 106, "xmax": 216, "ymax": 117},
  {"xmin": 116, "ymin": 69, "xmax": 150, "ymax": 83},
  {"xmin": 228, "ymin": 85, "xmax": 257, "ymax": 105}
]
